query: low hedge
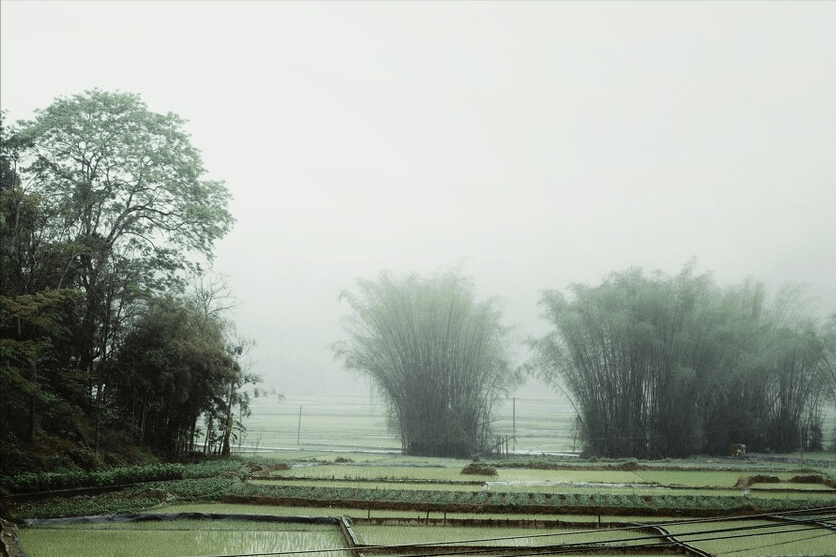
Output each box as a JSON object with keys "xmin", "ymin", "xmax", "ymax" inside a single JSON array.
[{"xmin": 2, "ymin": 463, "xmax": 186, "ymax": 494}]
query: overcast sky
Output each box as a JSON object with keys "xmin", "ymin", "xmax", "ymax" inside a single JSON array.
[{"xmin": 2, "ymin": 1, "xmax": 834, "ymax": 396}]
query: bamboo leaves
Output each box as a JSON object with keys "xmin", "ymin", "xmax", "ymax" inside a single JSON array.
[
  {"xmin": 532, "ymin": 265, "xmax": 831, "ymax": 458},
  {"xmin": 335, "ymin": 270, "xmax": 518, "ymax": 458}
]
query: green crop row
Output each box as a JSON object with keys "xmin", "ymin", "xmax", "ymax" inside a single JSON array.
[
  {"xmin": 244, "ymin": 483, "xmax": 811, "ymax": 514},
  {"xmin": 2, "ymin": 463, "xmax": 187, "ymax": 494},
  {"xmin": 10, "ymin": 471, "xmax": 826, "ymax": 521}
]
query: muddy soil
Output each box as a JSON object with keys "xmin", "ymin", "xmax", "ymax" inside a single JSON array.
[{"xmin": 1, "ymin": 518, "xmax": 24, "ymax": 557}]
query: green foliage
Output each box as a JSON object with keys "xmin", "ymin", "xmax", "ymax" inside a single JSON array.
[
  {"xmin": 0, "ymin": 91, "xmax": 244, "ymax": 472},
  {"xmin": 10, "ymin": 455, "xmax": 833, "ymax": 522},
  {"xmin": 19, "ymin": 520, "xmax": 345, "ymax": 557},
  {"xmin": 2, "ymin": 464, "xmax": 186, "ymax": 494},
  {"xmin": 181, "ymin": 457, "xmax": 249, "ymax": 479},
  {"xmin": 0, "ymin": 288, "xmax": 86, "ymax": 453},
  {"xmin": 531, "ymin": 264, "xmax": 831, "ymax": 458},
  {"xmin": 334, "ymin": 269, "xmax": 520, "ymax": 458},
  {"xmin": 20, "ymin": 89, "xmax": 234, "ymax": 269},
  {"xmin": 110, "ymin": 296, "xmax": 242, "ymax": 458}
]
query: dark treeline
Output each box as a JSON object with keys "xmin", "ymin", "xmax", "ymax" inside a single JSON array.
[
  {"xmin": 1, "ymin": 91, "xmax": 260, "ymax": 475},
  {"xmin": 531, "ymin": 264, "xmax": 836, "ymax": 458}
]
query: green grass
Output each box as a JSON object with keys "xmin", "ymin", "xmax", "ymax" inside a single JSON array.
[
  {"xmin": 18, "ymin": 520, "xmax": 349, "ymax": 557},
  {"xmin": 29, "ymin": 513, "xmax": 835, "ymax": 557},
  {"xmin": 635, "ymin": 469, "xmax": 753, "ymax": 487},
  {"xmin": 356, "ymin": 524, "xmax": 645, "ymax": 547},
  {"xmin": 251, "ymin": 459, "xmax": 834, "ymax": 504},
  {"xmin": 268, "ymin": 463, "xmax": 474, "ymax": 481},
  {"xmin": 754, "ymin": 483, "xmax": 834, "ymax": 491},
  {"xmin": 10, "ymin": 454, "xmax": 833, "ymax": 522},
  {"xmin": 664, "ymin": 519, "xmax": 836, "ymax": 556}
]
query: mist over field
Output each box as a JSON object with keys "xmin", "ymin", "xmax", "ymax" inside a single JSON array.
[
  {"xmin": 3, "ymin": 2, "xmax": 834, "ymax": 401},
  {"xmin": 237, "ymin": 390, "xmax": 579, "ymax": 455},
  {"xmin": 2, "ymin": 2, "xmax": 835, "ymax": 473}
]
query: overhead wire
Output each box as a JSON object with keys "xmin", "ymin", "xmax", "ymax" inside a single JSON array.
[
  {"xmin": 172, "ymin": 506, "xmax": 836, "ymax": 557},
  {"xmin": 716, "ymin": 529, "xmax": 836, "ymax": 556}
]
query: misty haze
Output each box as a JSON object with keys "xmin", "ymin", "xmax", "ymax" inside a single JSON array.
[{"xmin": 2, "ymin": 4, "xmax": 836, "ymax": 554}]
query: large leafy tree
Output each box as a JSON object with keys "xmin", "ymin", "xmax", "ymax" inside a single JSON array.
[
  {"xmin": 15, "ymin": 90, "xmax": 235, "ymax": 450},
  {"xmin": 1, "ymin": 92, "xmax": 238, "ymax": 469},
  {"xmin": 2, "ymin": 112, "xmax": 88, "ymax": 469},
  {"xmin": 20, "ymin": 90, "xmax": 233, "ymax": 267},
  {"xmin": 334, "ymin": 270, "xmax": 519, "ymax": 458}
]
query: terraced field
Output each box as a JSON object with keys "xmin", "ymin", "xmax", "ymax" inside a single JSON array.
[
  {"xmin": 6, "ymin": 394, "xmax": 836, "ymax": 555},
  {"xmin": 8, "ymin": 452, "xmax": 836, "ymax": 556}
]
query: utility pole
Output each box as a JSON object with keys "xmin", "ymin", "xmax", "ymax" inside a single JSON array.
[
  {"xmin": 800, "ymin": 424, "xmax": 804, "ymax": 464},
  {"xmin": 297, "ymin": 405, "xmax": 302, "ymax": 445},
  {"xmin": 512, "ymin": 398, "xmax": 516, "ymax": 453}
]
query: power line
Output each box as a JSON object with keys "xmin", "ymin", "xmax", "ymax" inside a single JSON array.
[
  {"xmin": 169, "ymin": 506, "xmax": 836, "ymax": 557},
  {"xmin": 717, "ymin": 529, "xmax": 835, "ymax": 555}
]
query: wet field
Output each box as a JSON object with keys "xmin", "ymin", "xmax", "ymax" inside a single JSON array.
[{"xmin": 232, "ymin": 391, "xmax": 577, "ymax": 456}]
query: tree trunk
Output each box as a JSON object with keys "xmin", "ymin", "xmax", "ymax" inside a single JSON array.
[{"xmin": 28, "ymin": 360, "xmax": 36, "ymax": 443}]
